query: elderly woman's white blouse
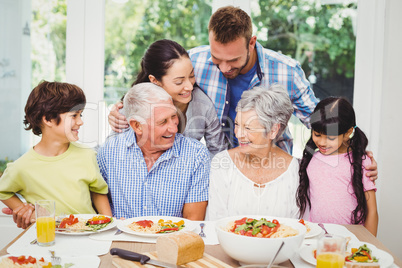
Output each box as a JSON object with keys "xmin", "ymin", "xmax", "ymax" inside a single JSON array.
[{"xmin": 207, "ymin": 150, "xmax": 300, "ymax": 220}]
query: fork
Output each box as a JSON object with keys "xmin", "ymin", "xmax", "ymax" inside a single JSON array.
[
  {"xmin": 49, "ymin": 250, "xmax": 61, "ymax": 265},
  {"xmin": 199, "ymin": 223, "xmax": 206, "ymax": 238}
]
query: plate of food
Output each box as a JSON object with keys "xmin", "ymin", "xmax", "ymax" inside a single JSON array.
[
  {"xmin": 0, "ymin": 254, "xmax": 100, "ymax": 268},
  {"xmin": 298, "ymin": 219, "xmax": 323, "ymax": 239},
  {"xmin": 117, "ymin": 216, "xmax": 196, "ymax": 238},
  {"xmin": 299, "ymin": 242, "xmax": 394, "ymax": 267},
  {"xmin": 0, "ymin": 255, "xmax": 54, "ymax": 268},
  {"xmin": 55, "ymin": 214, "xmax": 116, "ymax": 235}
]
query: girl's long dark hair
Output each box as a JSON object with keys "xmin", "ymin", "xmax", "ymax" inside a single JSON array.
[{"xmin": 296, "ymin": 97, "xmax": 369, "ymax": 224}]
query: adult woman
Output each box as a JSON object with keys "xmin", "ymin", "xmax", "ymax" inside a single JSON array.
[
  {"xmin": 207, "ymin": 85, "xmax": 299, "ymax": 220},
  {"xmin": 111, "ymin": 39, "xmax": 227, "ymax": 155}
]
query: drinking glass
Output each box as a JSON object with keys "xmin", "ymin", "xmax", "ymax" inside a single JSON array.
[
  {"xmin": 316, "ymin": 234, "xmax": 346, "ymax": 268},
  {"xmin": 35, "ymin": 200, "xmax": 56, "ymax": 246}
]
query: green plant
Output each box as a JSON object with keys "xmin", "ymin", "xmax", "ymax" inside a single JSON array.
[{"xmin": 0, "ymin": 158, "xmax": 12, "ymax": 177}]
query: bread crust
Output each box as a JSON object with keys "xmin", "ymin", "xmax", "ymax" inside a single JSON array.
[{"xmin": 156, "ymin": 231, "xmax": 205, "ymax": 265}]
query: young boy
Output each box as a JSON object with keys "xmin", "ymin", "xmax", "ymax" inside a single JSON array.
[{"xmin": 0, "ymin": 81, "xmax": 112, "ymax": 229}]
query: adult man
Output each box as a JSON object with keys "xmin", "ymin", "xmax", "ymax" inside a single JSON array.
[
  {"xmin": 188, "ymin": 6, "xmax": 316, "ymax": 152},
  {"xmin": 97, "ymin": 83, "xmax": 210, "ymax": 220}
]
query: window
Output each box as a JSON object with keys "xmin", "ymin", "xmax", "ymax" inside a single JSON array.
[
  {"xmin": 250, "ymin": 0, "xmax": 357, "ymax": 156},
  {"xmin": 104, "ymin": 0, "xmax": 212, "ymax": 105}
]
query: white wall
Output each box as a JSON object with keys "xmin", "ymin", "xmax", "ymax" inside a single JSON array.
[
  {"xmin": 375, "ymin": 0, "xmax": 402, "ymax": 258},
  {"xmin": 354, "ymin": 0, "xmax": 402, "ymax": 259},
  {"xmin": 0, "ymin": 0, "xmax": 30, "ymax": 248},
  {"xmin": 66, "ymin": 0, "xmax": 107, "ymax": 148},
  {"xmin": 0, "ymin": 0, "xmax": 31, "ymax": 160}
]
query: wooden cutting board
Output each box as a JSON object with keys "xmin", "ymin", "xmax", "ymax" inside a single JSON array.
[{"xmin": 112, "ymin": 252, "xmax": 233, "ymax": 268}]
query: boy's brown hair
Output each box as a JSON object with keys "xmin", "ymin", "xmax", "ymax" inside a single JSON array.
[
  {"xmin": 208, "ymin": 6, "xmax": 252, "ymax": 46},
  {"xmin": 24, "ymin": 81, "xmax": 86, "ymax": 135}
]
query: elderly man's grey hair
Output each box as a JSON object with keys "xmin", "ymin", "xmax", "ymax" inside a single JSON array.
[
  {"xmin": 123, "ymin": 82, "xmax": 172, "ymax": 124},
  {"xmin": 236, "ymin": 85, "xmax": 294, "ymax": 140}
]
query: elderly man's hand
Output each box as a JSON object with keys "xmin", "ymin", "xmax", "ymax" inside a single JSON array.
[
  {"xmin": 365, "ymin": 151, "xmax": 378, "ymax": 182},
  {"xmin": 13, "ymin": 203, "xmax": 36, "ymax": 229},
  {"xmin": 108, "ymin": 101, "xmax": 129, "ymax": 132}
]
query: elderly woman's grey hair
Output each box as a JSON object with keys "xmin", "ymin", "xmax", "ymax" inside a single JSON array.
[
  {"xmin": 123, "ymin": 82, "xmax": 172, "ymax": 124},
  {"xmin": 236, "ymin": 85, "xmax": 294, "ymax": 140}
]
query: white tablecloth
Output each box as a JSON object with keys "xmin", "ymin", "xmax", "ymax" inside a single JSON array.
[{"xmin": 7, "ymin": 222, "xmax": 110, "ymax": 267}]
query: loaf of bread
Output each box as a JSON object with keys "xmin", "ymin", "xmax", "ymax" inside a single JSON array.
[
  {"xmin": 156, "ymin": 231, "xmax": 205, "ymax": 265},
  {"xmin": 345, "ymin": 262, "xmax": 380, "ymax": 268}
]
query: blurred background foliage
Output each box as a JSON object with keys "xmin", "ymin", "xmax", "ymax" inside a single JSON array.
[
  {"xmin": 103, "ymin": 0, "xmax": 212, "ymax": 103},
  {"xmin": 31, "ymin": 0, "xmax": 356, "ymax": 105}
]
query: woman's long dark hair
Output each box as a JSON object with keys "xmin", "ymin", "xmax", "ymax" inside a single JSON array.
[
  {"xmin": 132, "ymin": 39, "xmax": 189, "ymax": 86},
  {"xmin": 120, "ymin": 39, "xmax": 189, "ymax": 101},
  {"xmin": 296, "ymin": 97, "xmax": 369, "ymax": 224}
]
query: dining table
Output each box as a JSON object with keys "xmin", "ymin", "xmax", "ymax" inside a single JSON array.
[{"xmin": 1, "ymin": 223, "xmax": 401, "ymax": 268}]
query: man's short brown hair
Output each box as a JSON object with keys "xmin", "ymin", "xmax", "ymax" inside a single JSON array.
[
  {"xmin": 24, "ymin": 81, "xmax": 86, "ymax": 135},
  {"xmin": 208, "ymin": 6, "xmax": 252, "ymax": 45}
]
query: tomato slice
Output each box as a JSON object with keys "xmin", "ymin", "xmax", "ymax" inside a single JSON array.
[
  {"xmin": 27, "ymin": 256, "xmax": 36, "ymax": 264},
  {"xmin": 9, "ymin": 256, "xmax": 37, "ymax": 265},
  {"xmin": 59, "ymin": 214, "xmax": 79, "ymax": 228},
  {"xmin": 361, "ymin": 250, "xmax": 372, "ymax": 260},
  {"xmin": 234, "ymin": 217, "xmax": 247, "ymax": 225},
  {"xmin": 87, "ymin": 215, "xmax": 111, "ymax": 225},
  {"xmin": 246, "ymin": 218, "xmax": 254, "ymax": 223},
  {"xmin": 156, "ymin": 227, "xmax": 179, "ymax": 233}
]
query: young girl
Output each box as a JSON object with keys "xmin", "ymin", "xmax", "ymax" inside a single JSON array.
[{"xmin": 297, "ymin": 97, "xmax": 378, "ymax": 236}]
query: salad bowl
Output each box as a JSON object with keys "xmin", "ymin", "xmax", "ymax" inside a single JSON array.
[{"xmin": 215, "ymin": 215, "xmax": 306, "ymax": 265}]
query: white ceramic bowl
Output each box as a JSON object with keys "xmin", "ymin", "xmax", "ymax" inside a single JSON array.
[{"xmin": 215, "ymin": 215, "xmax": 306, "ymax": 265}]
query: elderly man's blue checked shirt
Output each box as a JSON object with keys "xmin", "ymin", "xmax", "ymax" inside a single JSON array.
[
  {"xmin": 97, "ymin": 129, "xmax": 210, "ymax": 219},
  {"xmin": 189, "ymin": 41, "xmax": 318, "ymax": 153}
]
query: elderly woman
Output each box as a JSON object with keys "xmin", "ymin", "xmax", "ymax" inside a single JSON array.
[{"xmin": 207, "ymin": 85, "xmax": 299, "ymax": 220}]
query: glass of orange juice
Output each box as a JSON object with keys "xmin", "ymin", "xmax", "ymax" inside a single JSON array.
[
  {"xmin": 35, "ymin": 200, "xmax": 55, "ymax": 246},
  {"xmin": 316, "ymin": 234, "xmax": 346, "ymax": 268}
]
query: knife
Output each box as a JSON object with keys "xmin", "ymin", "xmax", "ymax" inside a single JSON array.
[{"xmin": 110, "ymin": 248, "xmax": 185, "ymax": 268}]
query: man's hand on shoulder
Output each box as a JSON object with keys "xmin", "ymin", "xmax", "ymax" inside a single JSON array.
[{"xmin": 108, "ymin": 101, "xmax": 129, "ymax": 132}]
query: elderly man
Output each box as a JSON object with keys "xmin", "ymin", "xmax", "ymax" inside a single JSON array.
[{"xmin": 97, "ymin": 83, "xmax": 210, "ymax": 220}]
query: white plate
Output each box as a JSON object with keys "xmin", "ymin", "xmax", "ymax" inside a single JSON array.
[
  {"xmin": 55, "ymin": 214, "xmax": 117, "ymax": 236},
  {"xmin": 304, "ymin": 221, "xmax": 323, "ymax": 239},
  {"xmin": 117, "ymin": 216, "xmax": 195, "ymax": 238},
  {"xmin": 0, "ymin": 254, "xmax": 100, "ymax": 268},
  {"xmin": 299, "ymin": 242, "xmax": 394, "ymax": 267}
]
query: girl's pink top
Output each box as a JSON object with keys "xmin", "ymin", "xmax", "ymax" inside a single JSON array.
[{"xmin": 307, "ymin": 151, "xmax": 376, "ymax": 224}]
